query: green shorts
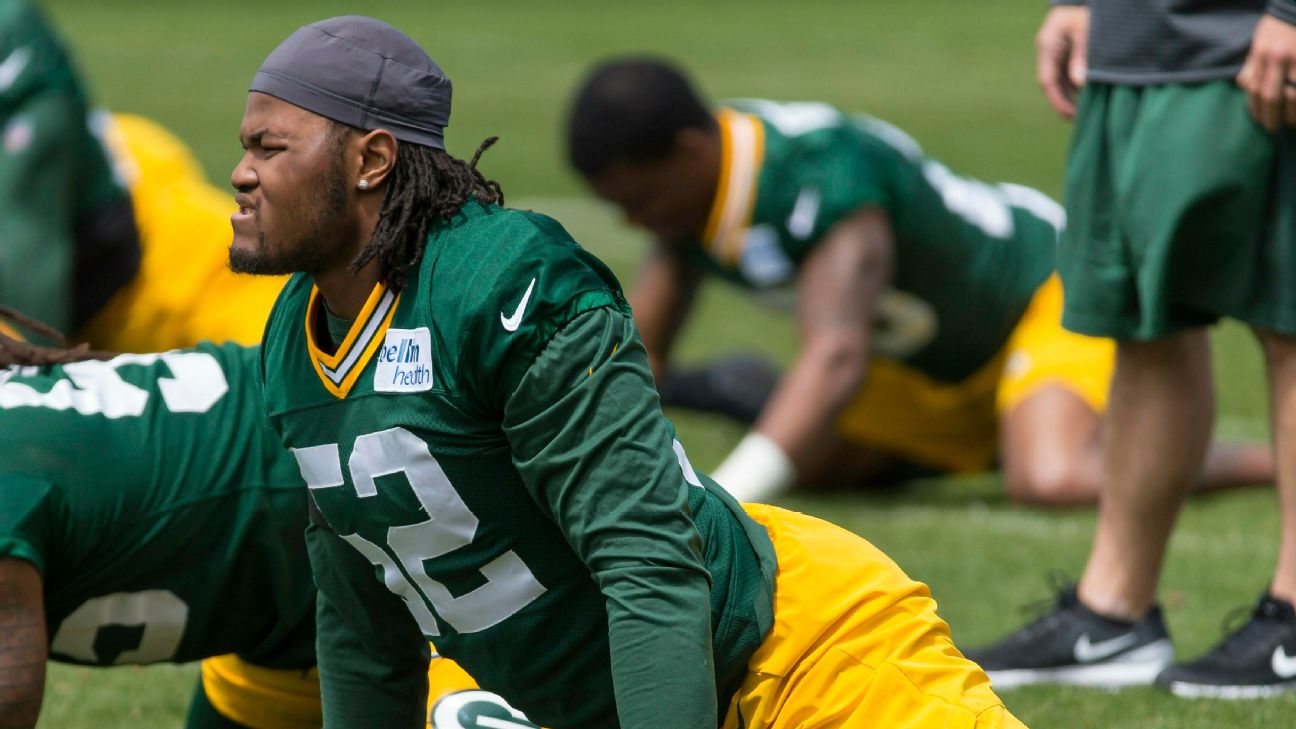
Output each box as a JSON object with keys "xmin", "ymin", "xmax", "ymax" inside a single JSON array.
[{"xmin": 1058, "ymin": 81, "xmax": 1296, "ymax": 339}]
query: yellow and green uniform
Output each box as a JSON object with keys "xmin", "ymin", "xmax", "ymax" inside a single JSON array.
[
  {"xmin": 688, "ymin": 99, "xmax": 1113, "ymax": 472},
  {"xmin": 264, "ymin": 200, "xmax": 777, "ymax": 729},
  {"xmin": 0, "ymin": 343, "xmax": 317, "ymax": 729},
  {"xmin": 0, "ymin": 0, "xmax": 137, "ymax": 333},
  {"xmin": 262, "ymin": 200, "xmax": 1025, "ymax": 728}
]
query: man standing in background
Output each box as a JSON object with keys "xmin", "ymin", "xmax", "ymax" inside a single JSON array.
[{"xmin": 968, "ymin": 0, "xmax": 1296, "ymax": 697}]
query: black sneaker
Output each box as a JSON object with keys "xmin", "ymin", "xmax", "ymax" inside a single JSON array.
[
  {"xmin": 963, "ymin": 583, "xmax": 1174, "ymax": 689},
  {"xmin": 660, "ymin": 354, "xmax": 780, "ymax": 424},
  {"xmin": 1155, "ymin": 592, "xmax": 1296, "ymax": 699}
]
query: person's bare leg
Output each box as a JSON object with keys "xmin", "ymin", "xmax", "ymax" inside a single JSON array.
[
  {"xmin": 1199, "ymin": 441, "xmax": 1275, "ymax": 492},
  {"xmin": 1257, "ymin": 330, "xmax": 1296, "ymax": 604},
  {"xmin": 1077, "ymin": 330, "xmax": 1214, "ymax": 619},
  {"xmin": 1000, "ymin": 386, "xmax": 1103, "ymax": 506},
  {"xmin": 1001, "ymin": 385, "xmax": 1272, "ymax": 507}
]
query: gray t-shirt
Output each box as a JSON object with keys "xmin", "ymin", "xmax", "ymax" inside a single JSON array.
[{"xmin": 1052, "ymin": 0, "xmax": 1296, "ymax": 85}]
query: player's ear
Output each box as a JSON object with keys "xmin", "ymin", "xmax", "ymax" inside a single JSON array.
[
  {"xmin": 356, "ymin": 129, "xmax": 398, "ymax": 191},
  {"xmin": 672, "ymin": 126, "xmax": 712, "ymax": 160}
]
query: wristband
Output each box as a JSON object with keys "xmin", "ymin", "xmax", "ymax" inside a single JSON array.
[{"xmin": 709, "ymin": 432, "xmax": 796, "ymax": 503}]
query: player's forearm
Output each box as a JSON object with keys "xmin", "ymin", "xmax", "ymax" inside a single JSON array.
[
  {"xmin": 0, "ymin": 560, "xmax": 46, "ymax": 729},
  {"xmin": 755, "ymin": 331, "xmax": 868, "ymax": 472},
  {"xmin": 604, "ymin": 571, "xmax": 716, "ymax": 729},
  {"xmin": 744, "ymin": 206, "xmax": 889, "ymax": 484},
  {"xmin": 630, "ymin": 247, "xmax": 702, "ymax": 384}
]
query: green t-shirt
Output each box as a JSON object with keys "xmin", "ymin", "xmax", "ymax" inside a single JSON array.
[
  {"xmin": 0, "ymin": 342, "xmax": 315, "ymax": 668},
  {"xmin": 690, "ymin": 99, "xmax": 1060, "ymax": 382},
  {"xmin": 262, "ymin": 201, "xmax": 777, "ymax": 729},
  {"xmin": 0, "ymin": 0, "xmax": 132, "ymax": 330}
]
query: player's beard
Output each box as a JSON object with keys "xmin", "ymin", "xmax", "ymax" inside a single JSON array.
[{"xmin": 229, "ymin": 156, "xmax": 354, "ymax": 277}]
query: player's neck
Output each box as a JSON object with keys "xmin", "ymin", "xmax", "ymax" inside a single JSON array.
[
  {"xmin": 313, "ymin": 259, "xmax": 383, "ymax": 321},
  {"xmin": 313, "ymin": 205, "xmax": 383, "ymax": 319}
]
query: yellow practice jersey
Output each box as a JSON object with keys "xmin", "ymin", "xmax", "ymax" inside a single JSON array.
[{"xmin": 76, "ymin": 113, "xmax": 286, "ymax": 352}]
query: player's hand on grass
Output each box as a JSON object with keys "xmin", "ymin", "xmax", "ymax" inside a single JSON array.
[
  {"xmin": 1035, "ymin": 5, "xmax": 1089, "ymax": 120},
  {"xmin": 1238, "ymin": 15, "xmax": 1296, "ymax": 132}
]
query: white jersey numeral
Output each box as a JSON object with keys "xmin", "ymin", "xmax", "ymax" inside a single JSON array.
[
  {"xmin": 299, "ymin": 427, "xmax": 547, "ymax": 636},
  {"xmin": 921, "ymin": 160, "xmax": 1014, "ymax": 239},
  {"xmin": 740, "ymin": 99, "xmax": 839, "ymax": 136},
  {"xmin": 50, "ymin": 590, "xmax": 189, "ymax": 664},
  {"xmin": 0, "ymin": 351, "xmax": 229, "ymax": 417}
]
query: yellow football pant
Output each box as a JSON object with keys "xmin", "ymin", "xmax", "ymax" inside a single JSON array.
[
  {"xmin": 836, "ymin": 273, "xmax": 1114, "ymax": 473},
  {"xmin": 995, "ymin": 273, "xmax": 1113, "ymax": 415},
  {"xmin": 205, "ymin": 507, "xmax": 1026, "ymax": 729},
  {"xmin": 201, "ymin": 655, "xmax": 321, "ymax": 729},
  {"xmin": 723, "ymin": 504, "xmax": 1027, "ymax": 729},
  {"xmin": 203, "ymin": 651, "xmax": 538, "ymax": 729}
]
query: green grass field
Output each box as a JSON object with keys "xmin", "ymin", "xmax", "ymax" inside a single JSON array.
[{"xmin": 36, "ymin": 0, "xmax": 1292, "ymax": 726}]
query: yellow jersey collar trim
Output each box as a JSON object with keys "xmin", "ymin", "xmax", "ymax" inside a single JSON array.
[
  {"xmin": 701, "ymin": 109, "xmax": 766, "ymax": 266},
  {"xmin": 304, "ymin": 283, "xmax": 400, "ymax": 399}
]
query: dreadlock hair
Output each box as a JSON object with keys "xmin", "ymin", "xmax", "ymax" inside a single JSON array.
[
  {"xmin": 565, "ymin": 56, "xmax": 717, "ymax": 178},
  {"xmin": 0, "ymin": 306, "xmax": 112, "ymax": 366},
  {"xmin": 350, "ymin": 133, "xmax": 505, "ymax": 291}
]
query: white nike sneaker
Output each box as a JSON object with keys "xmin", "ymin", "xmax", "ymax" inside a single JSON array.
[
  {"xmin": 962, "ymin": 582, "xmax": 1174, "ymax": 690},
  {"xmin": 1155, "ymin": 592, "xmax": 1296, "ymax": 699}
]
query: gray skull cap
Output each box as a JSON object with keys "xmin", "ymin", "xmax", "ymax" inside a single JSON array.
[{"xmin": 250, "ymin": 15, "xmax": 451, "ymax": 149}]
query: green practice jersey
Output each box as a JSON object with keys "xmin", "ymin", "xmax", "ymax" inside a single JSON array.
[
  {"xmin": 690, "ymin": 99, "xmax": 1061, "ymax": 383},
  {"xmin": 0, "ymin": 0, "xmax": 136, "ymax": 331},
  {"xmin": 262, "ymin": 201, "xmax": 776, "ymax": 729},
  {"xmin": 0, "ymin": 342, "xmax": 315, "ymax": 669}
]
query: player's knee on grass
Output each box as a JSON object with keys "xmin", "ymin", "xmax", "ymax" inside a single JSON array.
[{"xmin": 1002, "ymin": 455, "xmax": 1097, "ymax": 506}]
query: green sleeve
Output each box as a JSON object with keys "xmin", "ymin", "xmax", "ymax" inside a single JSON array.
[
  {"xmin": 0, "ymin": 88, "xmax": 82, "ymax": 330},
  {"xmin": 306, "ymin": 521, "xmax": 431, "ymax": 729},
  {"xmin": 0, "ymin": 473, "xmax": 58, "ymax": 575},
  {"xmin": 503, "ymin": 307, "xmax": 716, "ymax": 729}
]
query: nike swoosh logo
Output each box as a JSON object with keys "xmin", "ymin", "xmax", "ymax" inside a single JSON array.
[
  {"xmin": 1273, "ymin": 645, "xmax": 1296, "ymax": 678},
  {"xmin": 787, "ymin": 186, "xmax": 820, "ymax": 240},
  {"xmin": 1074, "ymin": 632, "xmax": 1139, "ymax": 663},
  {"xmin": 0, "ymin": 47, "xmax": 31, "ymax": 92},
  {"xmin": 500, "ymin": 277, "xmax": 537, "ymax": 332}
]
